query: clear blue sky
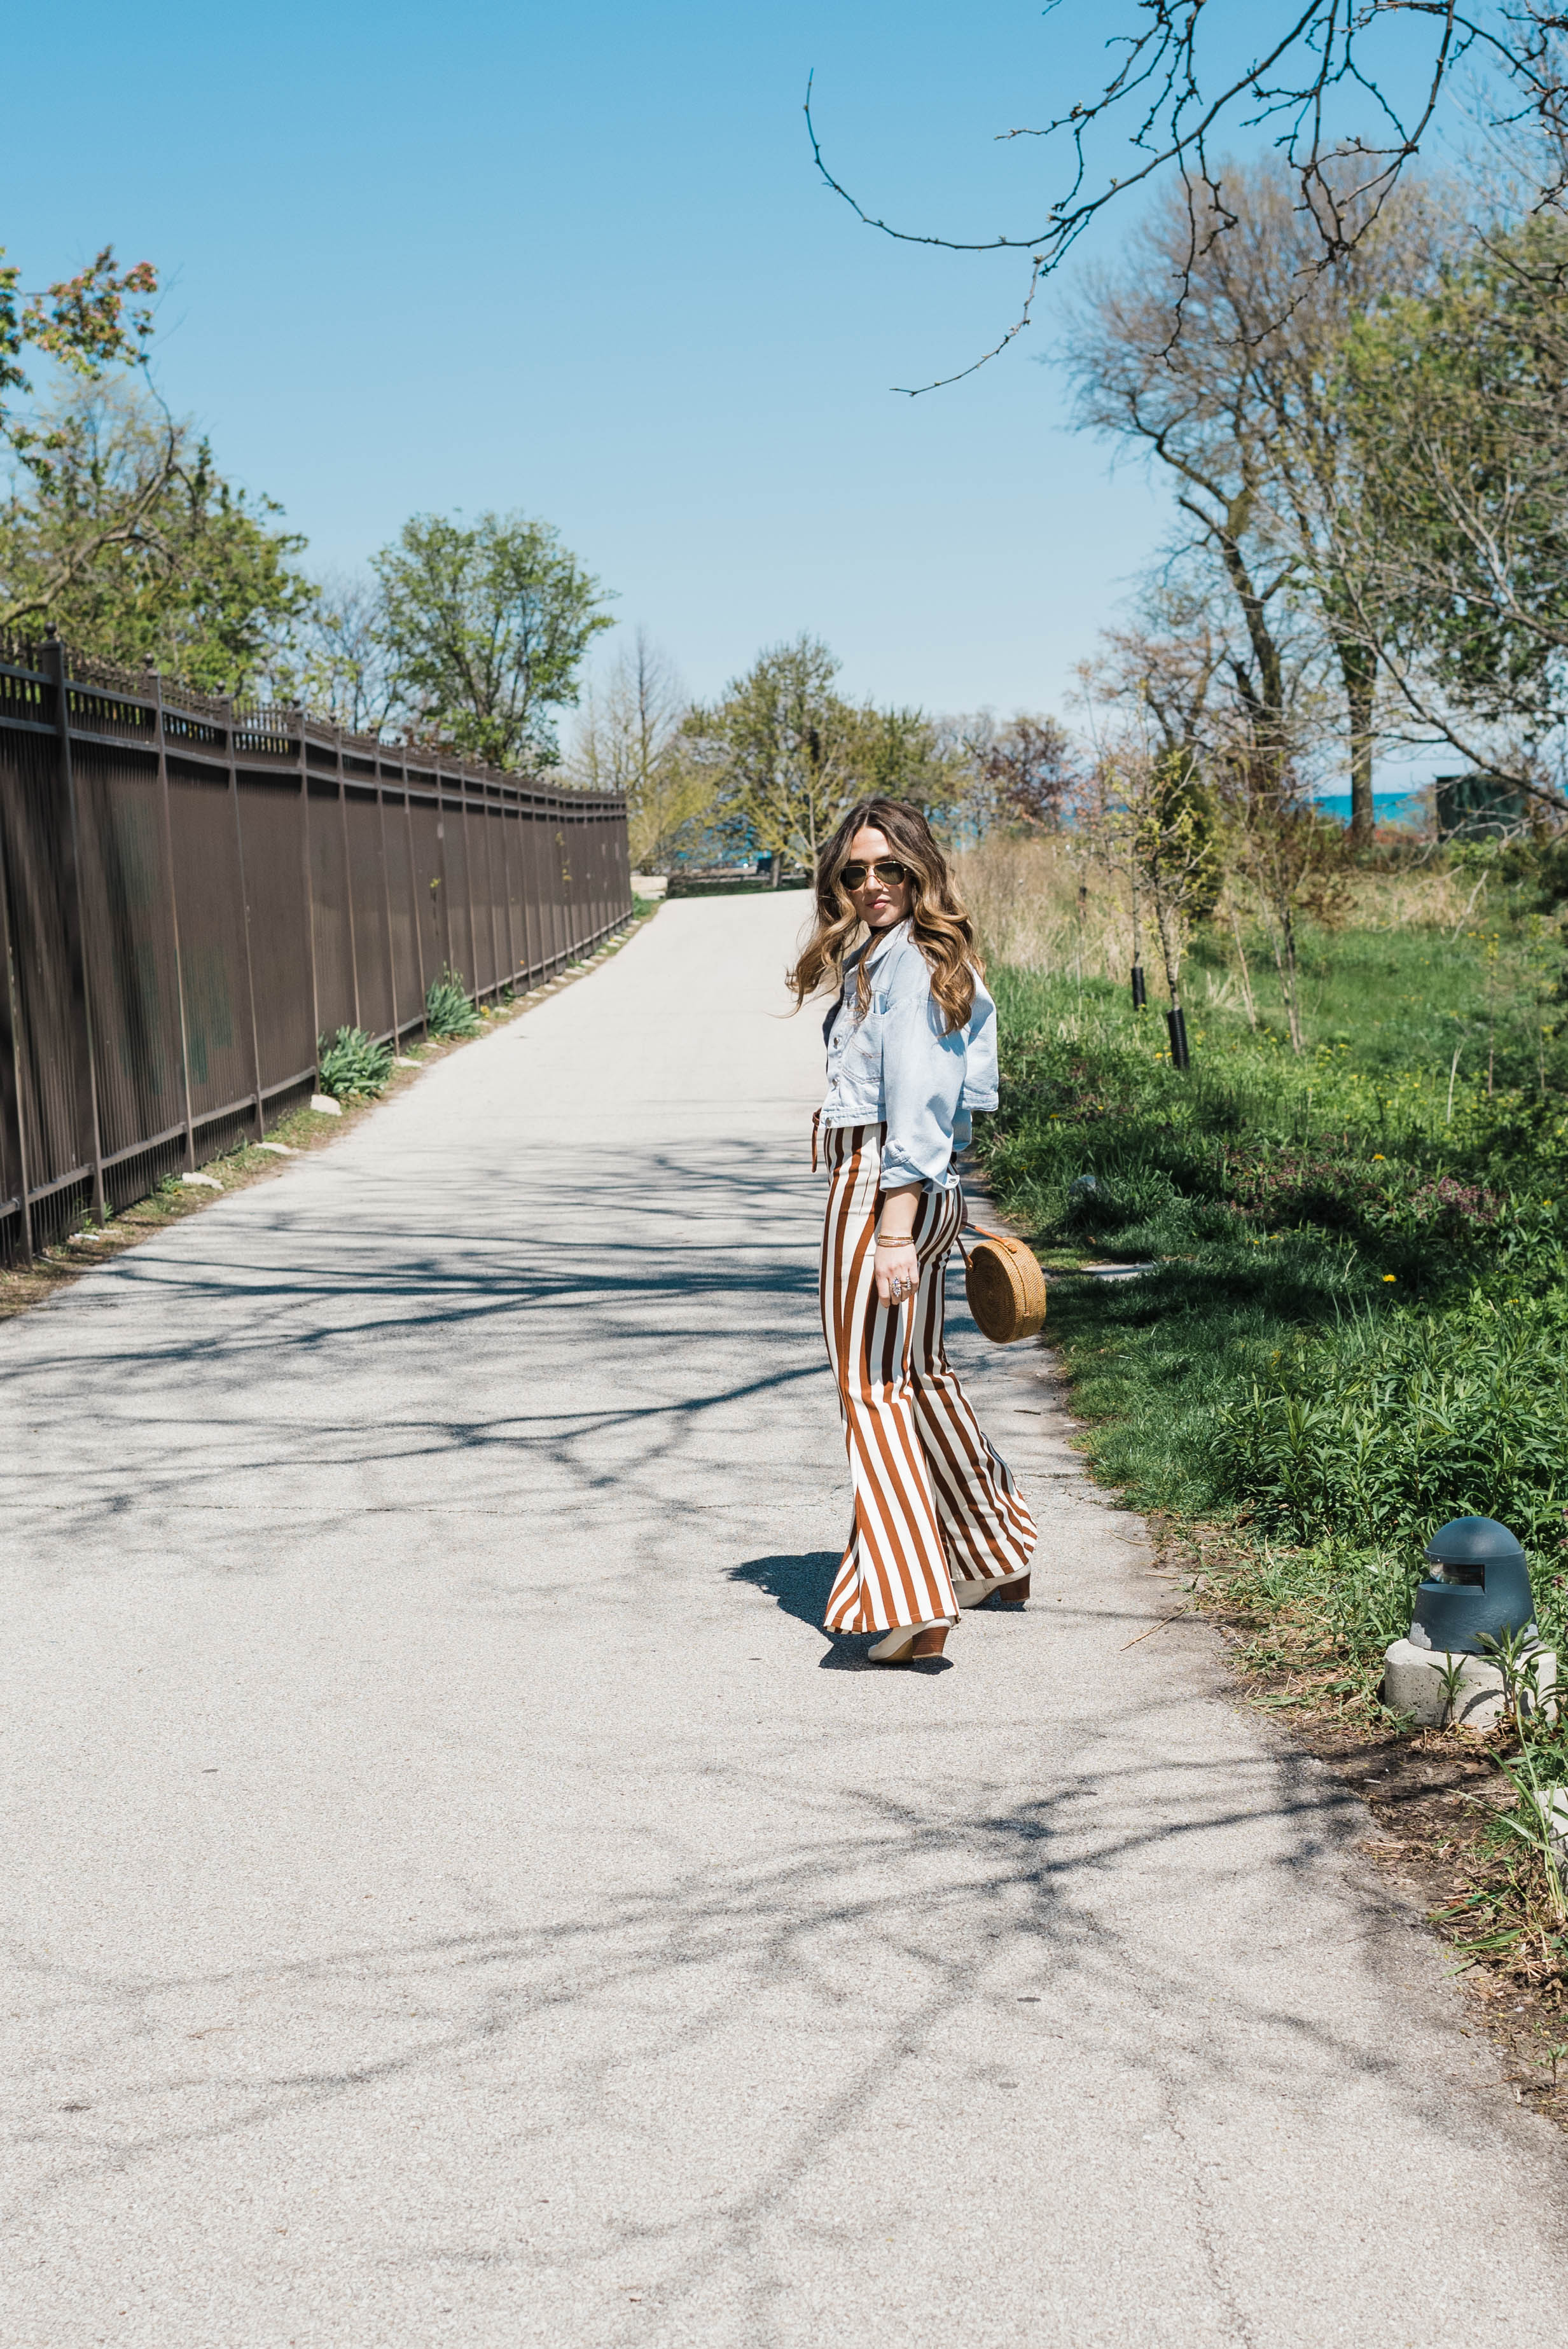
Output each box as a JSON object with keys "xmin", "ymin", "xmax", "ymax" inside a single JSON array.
[{"xmin": 3, "ymin": 2, "xmax": 1464, "ymax": 735}]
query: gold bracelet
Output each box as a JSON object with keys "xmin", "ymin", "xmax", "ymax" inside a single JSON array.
[{"xmin": 875, "ymin": 1234, "xmax": 917, "ymax": 1246}]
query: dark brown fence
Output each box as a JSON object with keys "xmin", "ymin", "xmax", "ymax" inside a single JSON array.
[{"xmin": 0, "ymin": 628, "xmax": 631, "ymax": 1259}]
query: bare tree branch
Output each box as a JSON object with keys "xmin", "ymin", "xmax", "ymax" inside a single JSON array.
[{"xmin": 807, "ymin": 5, "xmax": 1568, "ymax": 391}]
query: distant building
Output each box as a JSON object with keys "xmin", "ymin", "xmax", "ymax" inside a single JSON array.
[{"xmin": 1434, "ymin": 773, "xmax": 1527, "ymax": 840}]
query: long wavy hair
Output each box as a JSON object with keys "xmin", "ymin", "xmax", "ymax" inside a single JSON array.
[{"xmin": 787, "ymin": 798, "xmax": 982, "ymax": 1032}]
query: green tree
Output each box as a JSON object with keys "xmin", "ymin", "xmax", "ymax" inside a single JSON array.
[
  {"xmin": 690, "ymin": 634, "xmax": 966, "ymax": 865},
  {"xmin": 0, "ymin": 380, "xmax": 314, "ymax": 688},
  {"xmin": 1339, "ymin": 218, "xmax": 1568, "ymax": 798},
  {"xmin": 846, "ymin": 703, "xmax": 968, "ymax": 821},
  {"xmin": 2, "ymin": 239, "xmax": 156, "ymax": 464},
  {"xmin": 688, "ymin": 635, "xmax": 857, "ymax": 864},
  {"xmin": 371, "ymin": 510, "xmax": 614, "ymax": 767}
]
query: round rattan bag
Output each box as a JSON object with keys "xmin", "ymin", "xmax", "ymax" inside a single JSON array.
[{"xmin": 960, "ymin": 1223, "xmax": 1046, "ymax": 1345}]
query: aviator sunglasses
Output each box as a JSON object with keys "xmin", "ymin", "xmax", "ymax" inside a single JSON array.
[{"xmin": 839, "ymin": 857, "xmax": 913, "ymax": 890}]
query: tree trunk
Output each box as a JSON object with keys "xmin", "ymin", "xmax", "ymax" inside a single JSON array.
[
  {"xmin": 1259, "ymin": 896, "xmax": 1305, "ymax": 1055},
  {"xmin": 1279, "ymin": 904, "xmax": 1303, "ymax": 1054},
  {"xmin": 1254, "ymin": 889, "xmax": 1303, "ymax": 1054},
  {"xmin": 1228, "ymin": 903, "xmax": 1258, "ymax": 1029},
  {"xmin": 1153, "ymin": 894, "xmax": 1184, "ymax": 1009},
  {"xmin": 1338, "ymin": 637, "xmax": 1377, "ymax": 845}
]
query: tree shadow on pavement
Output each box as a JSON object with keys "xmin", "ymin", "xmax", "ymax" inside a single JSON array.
[
  {"xmin": 730, "ymin": 1550, "xmax": 953, "ymax": 1671},
  {"xmin": 0, "ymin": 1750, "xmax": 1511, "ymax": 2340}
]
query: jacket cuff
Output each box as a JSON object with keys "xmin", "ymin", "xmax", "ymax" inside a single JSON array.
[{"xmin": 880, "ymin": 1144, "xmax": 945, "ymax": 1191}]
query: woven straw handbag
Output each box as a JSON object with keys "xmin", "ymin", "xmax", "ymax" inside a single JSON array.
[{"xmin": 958, "ymin": 1223, "xmax": 1047, "ymax": 1345}]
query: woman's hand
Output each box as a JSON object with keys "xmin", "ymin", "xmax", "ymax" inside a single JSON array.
[{"xmin": 874, "ymin": 1237, "xmax": 921, "ymax": 1308}]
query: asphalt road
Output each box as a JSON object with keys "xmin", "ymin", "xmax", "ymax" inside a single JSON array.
[{"xmin": 3, "ymin": 890, "xmax": 1565, "ymax": 2348}]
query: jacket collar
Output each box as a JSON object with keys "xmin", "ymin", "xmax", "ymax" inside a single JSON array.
[{"xmin": 863, "ymin": 917, "xmax": 910, "ymax": 977}]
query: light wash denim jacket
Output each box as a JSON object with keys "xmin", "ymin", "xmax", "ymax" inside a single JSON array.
[{"xmin": 819, "ymin": 921, "xmax": 999, "ymax": 1189}]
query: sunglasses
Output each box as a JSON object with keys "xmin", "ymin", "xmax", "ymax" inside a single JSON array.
[{"xmin": 839, "ymin": 859, "xmax": 913, "ymax": 890}]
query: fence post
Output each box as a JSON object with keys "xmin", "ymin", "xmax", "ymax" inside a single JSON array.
[
  {"xmin": 461, "ymin": 782, "xmax": 479, "ymax": 995},
  {"xmin": 498, "ymin": 797, "xmax": 519, "ymax": 983},
  {"xmin": 525, "ymin": 791, "xmax": 546, "ymax": 981},
  {"xmin": 0, "ymin": 768, "xmax": 35, "ymax": 1260},
  {"xmin": 147, "ymin": 660, "xmax": 197, "ymax": 1172},
  {"xmin": 41, "ymin": 627, "xmax": 106, "ymax": 1223},
  {"xmin": 435, "ymin": 767, "xmax": 451, "ymax": 979},
  {"xmin": 298, "ymin": 711, "xmax": 321, "ymax": 1073},
  {"xmin": 375, "ymin": 776, "xmax": 400, "ymax": 1043},
  {"xmin": 337, "ymin": 733, "xmax": 361, "ymax": 1030},
  {"xmin": 557, "ymin": 812, "xmax": 571, "ymax": 967},
  {"xmin": 403, "ymin": 787, "xmax": 428, "ymax": 1036},
  {"xmin": 480, "ymin": 787, "xmax": 503, "ymax": 996},
  {"xmin": 224, "ymin": 691, "xmax": 267, "ymax": 1139}
]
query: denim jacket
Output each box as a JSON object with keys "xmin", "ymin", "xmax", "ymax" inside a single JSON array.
[{"xmin": 819, "ymin": 921, "xmax": 999, "ymax": 1189}]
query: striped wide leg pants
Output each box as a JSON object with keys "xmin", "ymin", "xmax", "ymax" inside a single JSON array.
[{"xmin": 817, "ymin": 1121, "xmax": 1037, "ymax": 1634}]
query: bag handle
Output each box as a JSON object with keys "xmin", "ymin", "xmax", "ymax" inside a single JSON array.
[{"xmin": 955, "ymin": 1219, "xmax": 1017, "ymax": 1264}]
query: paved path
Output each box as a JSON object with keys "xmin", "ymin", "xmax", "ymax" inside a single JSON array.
[{"xmin": 3, "ymin": 892, "xmax": 1565, "ymax": 2348}]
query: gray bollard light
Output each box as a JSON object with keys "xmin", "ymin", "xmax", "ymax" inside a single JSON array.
[
  {"xmin": 1382, "ymin": 1515, "xmax": 1558, "ymax": 1728},
  {"xmin": 1412, "ymin": 1516, "xmax": 1536, "ymax": 1654}
]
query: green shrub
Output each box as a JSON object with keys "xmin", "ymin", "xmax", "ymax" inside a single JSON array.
[
  {"xmin": 1212, "ymin": 1295, "xmax": 1568, "ymax": 1560},
  {"xmin": 317, "ymin": 1026, "xmax": 393, "ymax": 1100},
  {"xmin": 424, "ymin": 969, "xmax": 482, "ymax": 1040}
]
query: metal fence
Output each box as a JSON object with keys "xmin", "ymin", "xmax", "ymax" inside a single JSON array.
[{"xmin": 0, "ymin": 628, "xmax": 631, "ymax": 1259}]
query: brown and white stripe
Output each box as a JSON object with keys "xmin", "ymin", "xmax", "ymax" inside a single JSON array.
[{"xmin": 817, "ymin": 1121, "xmax": 1037, "ymax": 1635}]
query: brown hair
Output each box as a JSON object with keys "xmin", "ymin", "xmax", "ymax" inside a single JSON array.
[{"xmin": 787, "ymin": 798, "xmax": 982, "ymax": 1032}]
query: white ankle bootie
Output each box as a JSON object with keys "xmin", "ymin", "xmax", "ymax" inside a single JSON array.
[
  {"xmin": 868, "ymin": 1621, "xmax": 950, "ymax": 1663},
  {"xmin": 954, "ymin": 1570, "xmax": 1031, "ymax": 1611}
]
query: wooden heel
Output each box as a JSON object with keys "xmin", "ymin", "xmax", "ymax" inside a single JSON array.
[
  {"xmin": 910, "ymin": 1626, "xmax": 950, "ymax": 1658},
  {"xmin": 993, "ymin": 1574, "xmax": 1030, "ymax": 1608}
]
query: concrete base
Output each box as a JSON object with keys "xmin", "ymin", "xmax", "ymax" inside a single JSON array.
[
  {"xmin": 1536, "ymin": 1789, "xmax": 1568, "ymax": 1873},
  {"xmin": 1382, "ymin": 1637, "xmax": 1558, "ymax": 1729}
]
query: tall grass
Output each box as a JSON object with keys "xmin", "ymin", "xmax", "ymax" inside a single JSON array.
[{"xmin": 971, "ymin": 864, "xmax": 1568, "ymax": 1670}]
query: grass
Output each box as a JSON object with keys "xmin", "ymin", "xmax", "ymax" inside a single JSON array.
[
  {"xmin": 978, "ymin": 925, "xmax": 1568, "ymax": 1588},
  {"xmin": 970, "ymin": 847, "xmax": 1568, "ymax": 2053}
]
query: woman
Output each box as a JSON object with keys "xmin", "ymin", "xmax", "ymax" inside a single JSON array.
[{"xmin": 791, "ymin": 798, "xmax": 1037, "ymax": 1665}]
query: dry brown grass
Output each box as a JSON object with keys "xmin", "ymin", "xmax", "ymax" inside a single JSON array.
[
  {"xmin": 1340, "ymin": 857, "xmax": 1476, "ymax": 932},
  {"xmin": 952, "ymin": 831, "xmax": 1470, "ymax": 985},
  {"xmin": 951, "ymin": 835, "xmax": 1134, "ymax": 979}
]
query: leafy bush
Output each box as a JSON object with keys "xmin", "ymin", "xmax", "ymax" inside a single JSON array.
[
  {"xmin": 424, "ymin": 969, "xmax": 482, "ymax": 1040},
  {"xmin": 317, "ymin": 1026, "xmax": 393, "ymax": 1100},
  {"xmin": 1212, "ymin": 1295, "xmax": 1568, "ymax": 1555}
]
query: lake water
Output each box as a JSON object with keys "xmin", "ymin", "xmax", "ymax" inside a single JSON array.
[{"xmin": 1314, "ymin": 790, "xmax": 1429, "ymax": 829}]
